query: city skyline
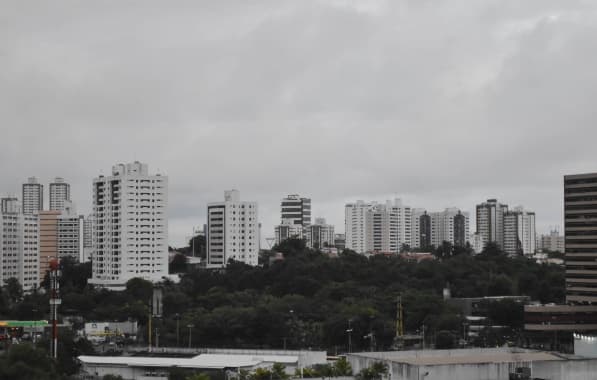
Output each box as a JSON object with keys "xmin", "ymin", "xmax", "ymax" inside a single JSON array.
[{"xmin": 2, "ymin": 1, "xmax": 597, "ymax": 246}]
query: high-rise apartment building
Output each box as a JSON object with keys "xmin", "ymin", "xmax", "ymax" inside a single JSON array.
[
  {"xmin": 476, "ymin": 199, "xmax": 508, "ymax": 249},
  {"xmin": 275, "ymin": 219, "xmax": 304, "ymax": 245},
  {"xmin": 410, "ymin": 208, "xmax": 426, "ymax": 250},
  {"xmin": 539, "ymin": 229, "xmax": 565, "ymax": 253},
  {"xmin": 564, "ymin": 172, "xmax": 597, "ymax": 304},
  {"xmin": 22, "ymin": 177, "xmax": 43, "ymax": 215},
  {"xmin": 89, "ymin": 162, "xmax": 168, "ymax": 290},
  {"xmin": 82, "ymin": 215, "xmax": 93, "ymax": 262},
  {"xmin": 0, "ymin": 206, "xmax": 39, "ymax": 292},
  {"xmin": 305, "ymin": 218, "xmax": 335, "ymax": 249},
  {"xmin": 49, "ymin": 177, "xmax": 71, "ymax": 211},
  {"xmin": 345, "ymin": 199, "xmax": 411, "ymax": 254},
  {"xmin": 39, "ymin": 210, "xmax": 60, "ymax": 283},
  {"xmin": 207, "ymin": 190, "xmax": 259, "ymax": 267},
  {"xmin": 430, "ymin": 208, "xmax": 470, "ymax": 248},
  {"xmin": 1, "ymin": 197, "xmax": 19, "ymax": 214},
  {"xmin": 57, "ymin": 201, "xmax": 84, "ymax": 261},
  {"xmin": 281, "ymin": 195, "xmax": 311, "ymax": 226},
  {"xmin": 420, "ymin": 212, "xmax": 432, "ymax": 250},
  {"xmin": 503, "ymin": 207, "xmax": 536, "ymax": 256}
]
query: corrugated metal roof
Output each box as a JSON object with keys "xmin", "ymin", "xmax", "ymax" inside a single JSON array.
[{"xmin": 78, "ymin": 354, "xmax": 299, "ymax": 369}]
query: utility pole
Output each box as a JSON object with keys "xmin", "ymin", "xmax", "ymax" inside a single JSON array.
[
  {"xmin": 175, "ymin": 314, "xmax": 180, "ymax": 347},
  {"xmin": 49, "ymin": 259, "xmax": 61, "ymax": 360},
  {"xmin": 187, "ymin": 324, "xmax": 194, "ymax": 348},
  {"xmin": 346, "ymin": 319, "xmax": 353, "ymax": 353}
]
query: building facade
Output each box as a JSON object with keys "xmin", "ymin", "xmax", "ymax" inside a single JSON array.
[
  {"xmin": 22, "ymin": 177, "xmax": 43, "ymax": 215},
  {"xmin": 89, "ymin": 162, "xmax": 168, "ymax": 290},
  {"xmin": 0, "ymin": 206, "xmax": 39, "ymax": 292},
  {"xmin": 564, "ymin": 172, "xmax": 597, "ymax": 304},
  {"xmin": 409, "ymin": 208, "xmax": 426, "ymax": 250},
  {"xmin": 207, "ymin": 190, "xmax": 259, "ymax": 267},
  {"xmin": 539, "ymin": 229, "xmax": 565, "ymax": 253},
  {"xmin": 430, "ymin": 208, "xmax": 470, "ymax": 248},
  {"xmin": 57, "ymin": 201, "xmax": 84, "ymax": 261},
  {"xmin": 49, "ymin": 177, "xmax": 71, "ymax": 211},
  {"xmin": 305, "ymin": 218, "xmax": 335, "ymax": 249},
  {"xmin": 39, "ymin": 210, "xmax": 60, "ymax": 284},
  {"xmin": 280, "ymin": 195, "xmax": 311, "ymax": 227},
  {"xmin": 274, "ymin": 220, "xmax": 303, "ymax": 246},
  {"xmin": 476, "ymin": 199, "xmax": 508, "ymax": 249},
  {"xmin": 345, "ymin": 199, "xmax": 411, "ymax": 254},
  {"xmin": 503, "ymin": 207, "xmax": 536, "ymax": 256}
]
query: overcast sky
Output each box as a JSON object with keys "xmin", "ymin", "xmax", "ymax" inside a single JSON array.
[{"xmin": 1, "ymin": 0, "xmax": 596, "ymax": 247}]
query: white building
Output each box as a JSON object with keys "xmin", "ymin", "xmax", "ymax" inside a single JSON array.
[
  {"xmin": 476, "ymin": 199, "xmax": 508, "ymax": 249},
  {"xmin": 207, "ymin": 190, "xmax": 259, "ymax": 267},
  {"xmin": 305, "ymin": 218, "xmax": 335, "ymax": 249},
  {"xmin": 470, "ymin": 232, "xmax": 484, "ymax": 254},
  {"xmin": 503, "ymin": 207, "xmax": 536, "ymax": 256},
  {"xmin": 57, "ymin": 201, "xmax": 84, "ymax": 261},
  {"xmin": 345, "ymin": 198, "xmax": 411, "ymax": 254},
  {"xmin": 49, "ymin": 177, "xmax": 71, "ymax": 211},
  {"xmin": 410, "ymin": 208, "xmax": 426, "ymax": 250},
  {"xmin": 89, "ymin": 162, "xmax": 168, "ymax": 290},
  {"xmin": 345, "ymin": 201, "xmax": 370, "ymax": 254},
  {"xmin": 274, "ymin": 219, "xmax": 304, "ymax": 245},
  {"xmin": 538, "ymin": 229, "xmax": 565, "ymax": 253},
  {"xmin": 0, "ymin": 202, "xmax": 39, "ymax": 292},
  {"xmin": 82, "ymin": 215, "xmax": 93, "ymax": 262},
  {"xmin": 429, "ymin": 208, "xmax": 470, "ymax": 248},
  {"xmin": 22, "ymin": 177, "xmax": 43, "ymax": 215}
]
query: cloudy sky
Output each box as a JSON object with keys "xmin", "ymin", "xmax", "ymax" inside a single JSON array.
[{"xmin": 1, "ymin": 0, "xmax": 596, "ymax": 247}]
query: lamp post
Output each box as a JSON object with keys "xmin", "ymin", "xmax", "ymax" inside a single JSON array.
[
  {"xmin": 175, "ymin": 314, "xmax": 180, "ymax": 347},
  {"xmin": 187, "ymin": 324, "xmax": 194, "ymax": 348},
  {"xmin": 346, "ymin": 319, "xmax": 353, "ymax": 354}
]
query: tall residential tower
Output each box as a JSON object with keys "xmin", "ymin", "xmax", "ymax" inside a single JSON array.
[
  {"xmin": 89, "ymin": 162, "xmax": 168, "ymax": 290},
  {"xmin": 22, "ymin": 177, "xmax": 43, "ymax": 215}
]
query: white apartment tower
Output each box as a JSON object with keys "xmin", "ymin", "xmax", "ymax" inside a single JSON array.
[
  {"xmin": 503, "ymin": 207, "xmax": 536, "ymax": 256},
  {"xmin": 207, "ymin": 190, "xmax": 259, "ymax": 267},
  {"xmin": 476, "ymin": 199, "xmax": 508, "ymax": 249},
  {"xmin": 345, "ymin": 201, "xmax": 370, "ymax": 254},
  {"xmin": 410, "ymin": 208, "xmax": 426, "ymax": 249},
  {"xmin": 57, "ymin": 201, "xmax": 84, "ymax": 261},
  {"xmin": 430, "ymin": 208, "xmax": 470, "ymax": 248},
  {"xmin": 275, "ymin": 219, "xmax": 304, "ymax": 245},
  {"xmin": 305, "ymin": 218, "xmax": 335, "ymax": 249},
  {"xmin": 345, "ymin": 198, "xmax": 411, "ymax": 254},
  {"xmin": 49, "ymin": 177, "xmax": 71, "ymax": 211},
  {"xmin": 22, "ymin": 177, "xmax": 43, "ymax": 215},
  {"xmin": 0, "ymin": 204, "xmax": 39, "ymax": 292},
  {"xmin": 90, "ymin": 162, "xmax": 168, "ymax": 290}
]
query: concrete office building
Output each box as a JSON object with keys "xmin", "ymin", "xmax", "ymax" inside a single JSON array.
[
  {"xmin": 503, "ymin": 207, "xmax": 536, "ymax": 256},
  {"xmin": 430, "ymin": 208, "xmax": 470, "ymax": 248},
  {"xmin": 49, "ymin": 177, "xmax": 71, "ymax": 211},
  {"xmin": 345, "ymin": 199, "xmax": 411, "ymax": 254},
  {"xmin": 280, "ymin": 194, "xmax": 311, "ymax": 227},
  {"xmin": 305, "ymin": 218, "xmax": 335, "ymax": 249},
  {"xmin": 0, "ymin": 203, "xmax": 39, "ymax": 292},
  {"xmin": 476, "ymin": 199, "xmax": 508, "ymax": 249},
  {"xmin": 207, "ymin": 190, "xmax": 259, "ymax": 267},
  {"xmin": 22, "ymin": 177, "xmax": 43, "ymax": 215},
  {"xmin": 89, "ymin": 162, "xmax": 168, "ymax": 290},
  {"xmin": 564, "ymin": 172, "xmax": 597, "ymax": 304}
]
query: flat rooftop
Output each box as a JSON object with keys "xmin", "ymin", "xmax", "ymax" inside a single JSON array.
[{"xmin": 350, "ymin": 348, "xmax": 565, "ymax": 366}]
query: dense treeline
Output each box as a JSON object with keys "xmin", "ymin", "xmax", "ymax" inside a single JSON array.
[{"xmin": 0, "ymin": 240, "xmax": 565, "ymax": 359}]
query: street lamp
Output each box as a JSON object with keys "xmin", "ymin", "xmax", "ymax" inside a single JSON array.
[
  {"xmin": 174, "ymin": 314, "xmax": 181, "ymax": 347},
  {"xmin": 346, "ymin": 319, "xmax": 353, "ymax": 353},
  {"xmin": 187, "ymin": 324, "xmax": 194, "ymax": 348}
]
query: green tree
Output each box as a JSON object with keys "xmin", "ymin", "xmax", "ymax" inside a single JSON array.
[
  {"xmin": 435, "ymin": 330, "xmax": 456, "ymax": 349},
  {"xmin": 0, "ymin": 344, "xmax": 60, "ymax": 380},
  {"xmin": 185, "ymin": 373, "xmax": 211, "ymax": 380},
  {"xmin": 356, "ymin": 362, "xmax": 388, "ymax": 380},
  {"xmin": 333, "ymin": 357, "xmax": 353, "ymax": 376}
]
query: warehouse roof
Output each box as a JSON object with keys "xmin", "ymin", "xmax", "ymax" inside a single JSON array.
[{"xmin": 78, "ymin": 353, "xmax": 299, "ymax": 370}]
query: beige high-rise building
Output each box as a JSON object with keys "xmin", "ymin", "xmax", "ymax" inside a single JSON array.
[{"xmin": 39, "ymin": 210, "xmax": 60, "ymax": 284}]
